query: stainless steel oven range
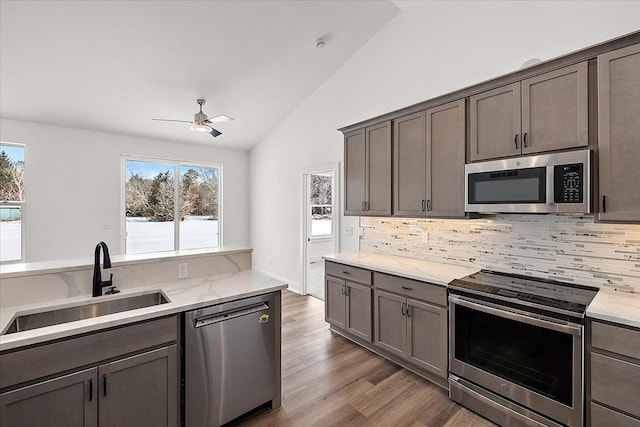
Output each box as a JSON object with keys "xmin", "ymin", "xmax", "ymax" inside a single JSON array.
[{"xmin": 448, "ymin": 270, "xmax": 598, "ymax": 427}]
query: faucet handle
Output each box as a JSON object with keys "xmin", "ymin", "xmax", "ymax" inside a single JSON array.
[{"xmin": 104, "ymin": 286, "xmax": 120, "ymax": 295}]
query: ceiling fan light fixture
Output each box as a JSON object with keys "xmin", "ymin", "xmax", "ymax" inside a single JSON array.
[{"xmin": 190, "ymin": 122, "xmax": 213, "ymax": 133}]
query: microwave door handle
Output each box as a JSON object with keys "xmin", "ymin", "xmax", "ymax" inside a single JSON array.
[{"xmin": 546, "ymin": 165, "xmax": 555, "ymax": 205}]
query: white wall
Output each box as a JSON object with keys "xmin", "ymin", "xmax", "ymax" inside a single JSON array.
[
  {"xmin": 249, "ymin": 1, "xmax": 640, "ymax": 290},
  {"xmin": 0, "ymin": 118, "xmax": 249, "ymax": 262}
]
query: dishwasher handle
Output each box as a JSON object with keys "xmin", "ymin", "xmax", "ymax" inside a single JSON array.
[{"xmin": 194, "ymin": 302, "xmax": 269, "ymax": 328}]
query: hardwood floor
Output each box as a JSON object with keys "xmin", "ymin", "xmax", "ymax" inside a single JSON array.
[{"xmin": 230, "ymin": 290, "xmax": 495, "ymax": 427}]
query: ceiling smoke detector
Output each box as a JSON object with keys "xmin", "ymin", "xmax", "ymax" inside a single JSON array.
[{"xmin": 315, "ymin": 39, "xmax": 326, "ymax": 49}]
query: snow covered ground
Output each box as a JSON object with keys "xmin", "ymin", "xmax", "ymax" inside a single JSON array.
[
  {"xmin": 126, "ymin": 218, "xmax": 219, "ymax": 254},
  {"xmin": 0, "ymin": 221, "xmax": 21, "ymax": 262}
]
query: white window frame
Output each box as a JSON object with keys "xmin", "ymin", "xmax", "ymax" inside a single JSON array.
[
  {"xmin": 0, "ymin": 142, "xmax": 26, "ymax": 264},
  {"xmin": 121, "ymin": 155, "xmax": 223, "ymax": 254}
]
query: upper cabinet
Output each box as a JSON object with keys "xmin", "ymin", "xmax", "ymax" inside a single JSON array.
[
  {"xmin": 470, "ymin": 62, "xmax": 588, "ymax": 161},
  {"xmin": 393, "ymin": 99, "xmax": 466, "ymax": 218},
  {"xmin": 597, "ymin": 44, "xmax": 640, "ymax": 222},
  {"xmin": 344, "ymin": 122, "xmax": 392, "ymax": 216}
]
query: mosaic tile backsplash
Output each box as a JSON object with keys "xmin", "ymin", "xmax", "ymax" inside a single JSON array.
[{"xmin": 359, "ymin": 215, "xmax": 640, "ymax": 293}]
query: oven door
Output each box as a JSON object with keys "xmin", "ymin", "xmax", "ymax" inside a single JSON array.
[{"xmin": 449, "ymin": 294, "xmax": 584, "ymax": 427}]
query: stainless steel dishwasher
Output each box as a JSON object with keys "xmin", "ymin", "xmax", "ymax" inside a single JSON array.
[{"xmin": 184, "ymin": 292, "xmax": 277, "ymax": 427}]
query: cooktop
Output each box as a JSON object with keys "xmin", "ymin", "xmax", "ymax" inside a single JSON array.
[{"xmin": 449, "ymin": 269, "xmax": 599, "ymax": 317}]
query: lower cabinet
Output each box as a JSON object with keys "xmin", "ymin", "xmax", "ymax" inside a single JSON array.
[
  {"xmin": 325, "ymin": 276, "xmax": 372, "ymax": 342},
  {"xmin": 589, "ymin": 319, "xmax": 640, "ymax": 426},
  {"xmin": 0, "ymin": 316, "xmax": 179, "ymax": 427},
  {"xmin": 324, "ymin": 261, "xmax": 448, "ymax": 386},
  {"xmin": 374, "ymin": 289, "xmax": 447, "ymax": 379}
]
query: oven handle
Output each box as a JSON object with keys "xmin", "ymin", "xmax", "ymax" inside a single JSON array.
[{"xmin": 449, "ymin": 295, "xmax": 582, "ymax": 336}]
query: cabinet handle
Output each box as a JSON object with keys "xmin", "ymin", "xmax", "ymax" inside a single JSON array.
[
  {"xmin": 401, "ymin": 286, "xmax": 413, "ymax": 291},
  {"xmin": 401, "ymin": 303, "xmax": 406, "ymax": 316},
  {"xmin": 365, "ymin": 201, "xmax": 370, "ymax": 211},
  {"xmin": 361, "ymin": 201, "xmax": 365, "ymax": 211},
  {"xmin": 523, "ymin": 132, "xmax": 528, "ymax": 148},
  {"xmin": 602, "ymin": 195, "xmax": 606, "ymax": 213},
  {"xmin": 344, "ymin": 286, "xmax": 349, "ymax": 296},
  {"xmin": 421, "ymin": 199, "xmax": 426, "ymax": 212},
  {"xmin": 406, "ymin": 305, "xmax": 411, "ymax": 318},
  {"xmin": 89, "ymin": 379, "xmax": 93, "ymax": 401},
  {"xmin": 514, "ymin": 134, "xmax": 519, "ymax": 149},
  {"xmin": 103, "ymin": 374, "xmax": 107, "ymax": 397},
  {"xmin": 426, "ymin": 200, "xmax": 431, "ymax": 212},
  {"xmin": 342, "ymin": 271, "xmax": 350, "ymax": 275}
]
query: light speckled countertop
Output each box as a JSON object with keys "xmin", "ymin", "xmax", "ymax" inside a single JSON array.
[
  {"xmin": 587, "ymin": 289, "xmax": 640, "ymax": 329},
  {"xmin": 323, "ymin": 252, "xmax": 479, "ymax": 286},
  {"xmin": 0, "ymin": 270, "xmax": 287, "ymax": 351}
]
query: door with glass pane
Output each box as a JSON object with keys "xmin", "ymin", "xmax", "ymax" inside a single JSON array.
[{"xmin": 304, "ymin": 167, "xmax": 338, "ymax": 300}]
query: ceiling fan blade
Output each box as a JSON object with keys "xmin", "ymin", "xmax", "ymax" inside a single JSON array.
[
  {"xmin": 208, "ymin": 114, "xmax": 234, "ymax": 123},
  {"xmin": 152, "ymin": 118, "xmax": 193, "ymax": 123},
  {"xmin": 210, "ymin": 128, "xmax": 222, "ymax": 138}
]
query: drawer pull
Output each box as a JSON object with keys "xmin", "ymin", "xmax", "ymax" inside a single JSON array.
[
  {"xmin": 401, "ymin": 286, "xmax": 413, "ymax": 291},
  {"xmin": 89, "ymin": 379, "xmax": 93, "ymax": 401},
  {"xmin": 103, "ymin": 374, "xmax": 107, "ymax": 397},
  {"xmin": 342, "ymin": 271, "xmax": 351, "ymax": 275}
]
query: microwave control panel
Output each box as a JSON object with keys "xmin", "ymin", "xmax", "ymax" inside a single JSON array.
[{"xmin": 554, "ymin": 163, "xmax": 584, "ymax": 203}]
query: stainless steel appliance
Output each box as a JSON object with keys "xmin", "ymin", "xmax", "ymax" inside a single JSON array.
[
  {"xmin": 465, "ymin": 149, "xmax": 591, "ymax": 213},
  {"xmin": 449, "ymin": 270, "xmax": 598, "ymax": 427},
  {"xmin": 184, "ymin": 293, "xmax": 277, "ymax": 427}
]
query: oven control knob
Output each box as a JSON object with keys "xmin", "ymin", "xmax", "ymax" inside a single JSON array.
[{"xmin": 501, "ymin": 384, "xmax": 509, "ymax": 391}]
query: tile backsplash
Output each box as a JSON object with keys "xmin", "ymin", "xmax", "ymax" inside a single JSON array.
[{"xmin": 359, "ymin": 214, "xmax": 640, "ymax": 292}]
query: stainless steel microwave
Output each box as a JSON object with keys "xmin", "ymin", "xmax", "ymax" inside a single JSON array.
[{"xmin": 465, "ymin": 150, "xmax": 591, "ymax": 213}]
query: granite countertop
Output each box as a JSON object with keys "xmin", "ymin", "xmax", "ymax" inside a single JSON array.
[
  {"xmin": 323, "ymin": 252, "xmax": 479, "ymax": 286},
  {"xmin": 586, "ymin": 289, "xmax": 640, "ymax": 329},
  {"xmin": 0, "ymin": 269, "xmax": 287, "ymax": 351}
]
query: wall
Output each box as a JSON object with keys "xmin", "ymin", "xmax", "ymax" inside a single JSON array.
[
  {"xmin": 0, "ymin": 118, "xmax": 250, "ymax": 262},
  {"xmin": 249, "ymin": 1, "xmax": 640, "ymax": 291},
  {"xmin": 360, "ymin": 215, "xmax": 640, "ymax": 292}
]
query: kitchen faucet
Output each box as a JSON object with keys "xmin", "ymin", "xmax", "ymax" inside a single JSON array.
[{"xmin": 93, "ymin": 241, "xmax": 117, "ymax": 297}]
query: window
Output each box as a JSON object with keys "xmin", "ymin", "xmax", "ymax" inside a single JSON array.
[
  {"xmin": 0, "ymin": 143, "xmax": 25, "ymax": 263},
  {"xmin": 124, "ymin": 158, "xmax": 221, "ymax": 254},
  {"xmin": 309, "ymin": 173, "xmax": 333, "ymax": 238}
]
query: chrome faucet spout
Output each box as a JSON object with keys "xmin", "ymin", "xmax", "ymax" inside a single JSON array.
[{"xmin": 93, "ymin": 242, "xmax": 113, "ymax": 297}]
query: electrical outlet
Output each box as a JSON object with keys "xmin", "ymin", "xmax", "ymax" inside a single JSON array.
[
  {"xmin": 178, "ymin": 263, "xmax": 188, "ymax": 279},
  {"xmin": 421, "ymin": 232, "xmax": 429, "ymax": 243}
]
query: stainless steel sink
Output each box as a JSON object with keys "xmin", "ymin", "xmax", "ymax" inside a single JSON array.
[{"xmin": 3, "ymin": 292, "xmax": 169, "ymax": 335}]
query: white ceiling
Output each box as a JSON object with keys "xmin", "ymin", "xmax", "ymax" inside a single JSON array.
[{"xmin": 0, "ymin": 1, "xmax": 399, "ymax": 150}]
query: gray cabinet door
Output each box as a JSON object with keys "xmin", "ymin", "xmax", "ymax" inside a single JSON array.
[
  {"xmin": 521, "ymin": 62, "xmax": 588, "ymax": 155},
  {"xmin": 374, "ymin": 290, "xmax": 406, "ymax": 357},
  {"xmin": 0, "ymin": 368, "xmax": 97, "ymax": 427},
  {"xmin": 406, "ymin": 299, "xmax": 447, "ymax": 379},
  {"xmin": 99, "ymin": 346, "xmax": 178, "ymax": 427},
  {"xmin": 346, "ymin": 282, "xmax": 372, "ymax": 342},
  {"xmin": 470, "ymin": 82, "xmax": 521, "ymax": 161},
  {"xmin": 344, "ymin": 128, "xmax": 366, "ymax": 215},
  {"xmin": 597, "ymin": 44, "xmax": 640, "ymax": 222},
  {"xmin": 393, "ymin": 111, "xmax": 427, "ymax": 216},
  {"xmin": 427, "ymin": 99, "xmax": 466, "ymax": 218},
  {"xmin": 365, "ymin": 121, "xmax": 392, "ymax": 216},
  {"xmin": 325, "ymin": 276, "xmax": 346, "ymax": 329}
]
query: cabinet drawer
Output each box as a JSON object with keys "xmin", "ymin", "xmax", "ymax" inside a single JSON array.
[
  {"xmin": 591, "ymin": 352, "xmax": 640, "ymax": 419},
  {"xmin": 0, "ymin": 315, "xmax": 178, "ymax": 390},
  {"xmin": 374, "ymin": 272, "xmax": 446, "ymax": 306},
  {"xmin": 591, "ymin": 402, "xmax": 640, "ymax": 427},
  {"xmin": 592, "ymin": 321, "xmax": 640, "ymax": 360},
  {"xmin": 325, "ymin": 261, "xmax": 371, "ymax": 285}
]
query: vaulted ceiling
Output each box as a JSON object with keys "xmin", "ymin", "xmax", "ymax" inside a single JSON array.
[{"xmin": 0, "ymin": 1, "xmax": 399, "ymax": 150}]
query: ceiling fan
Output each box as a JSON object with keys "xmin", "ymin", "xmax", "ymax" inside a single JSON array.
[{"xmin": 152, "ymin": 99, "xmax": 233, "ymax": 138}]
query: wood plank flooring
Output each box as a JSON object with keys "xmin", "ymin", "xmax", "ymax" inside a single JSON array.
[{"xmin": 229, "ymin": 290, "xmax": 496, "ymax": 427}]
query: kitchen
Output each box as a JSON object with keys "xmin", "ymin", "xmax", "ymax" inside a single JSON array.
[{"xmin": 1, "ymin": 1, "xmax": 640, "ymax": 427}]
